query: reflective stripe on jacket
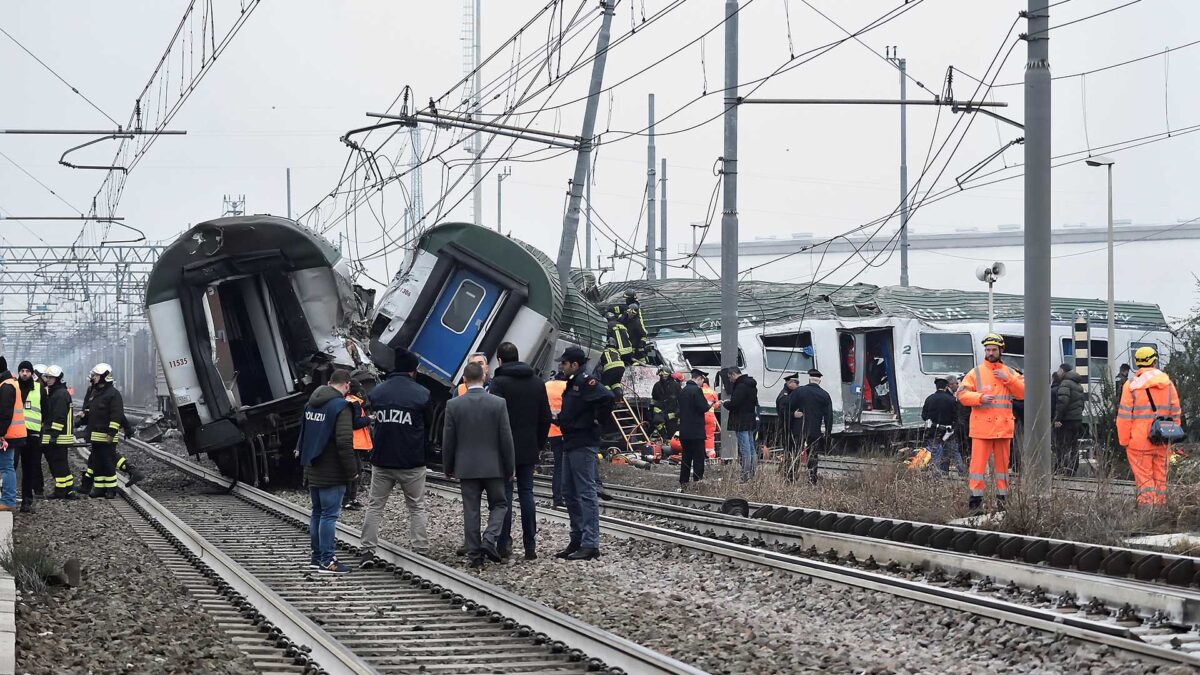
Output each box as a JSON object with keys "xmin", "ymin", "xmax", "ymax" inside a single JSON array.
[
  {"xmin": 1, "ymin": 379, "xmax": 25, "ymax": 440},
  {"xmin": 546, "ymin": 379, "xmax": 566, "ymax": 438},
  {"xmin": 957, "ymin": 361, "xmax": 1025, "ymax": 440},
  {"xmin": 1117, "ymin": 368, "xmax": 1182, "ymax": 451}
]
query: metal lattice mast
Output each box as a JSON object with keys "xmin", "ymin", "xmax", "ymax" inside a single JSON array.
[{"xmin": 461, "ymin": 0, "xmax": 483, "ymax": 226}]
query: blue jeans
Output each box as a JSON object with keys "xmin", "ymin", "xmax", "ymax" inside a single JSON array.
[
  {"xmin": 500, "ymin": 464, "xmax": 537, "ymax": 554},
  {"xmin": 549, "ymin": 437, "xmax": 564, "ymax": 506},
  {"xmin": 309, "ymin": 485, "xmax": 346, "ymax": 565},
  {"xmin": 929, "ymin": 433, "xmax": 966, "ymax": 476},
  {"xmin": 735, "ymin": 430, "xmax": 756, "ymax": 480},
  {"xmin": 561, "ymin": 447, "xmax": 600, "ymax": 549},
  {"xmin": 0, "ymin": 445, "xmax": 13, "ymax": 507}
]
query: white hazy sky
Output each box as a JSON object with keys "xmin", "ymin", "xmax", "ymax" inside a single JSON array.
[{"xmin": 2, "ymin": 1, "xmax": 1197, "ymax": 306}]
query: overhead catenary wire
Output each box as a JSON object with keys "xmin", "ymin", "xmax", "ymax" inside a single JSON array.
[{"xmin": 0, "ymin": 24, "xmax": 120, "ymax": 126}]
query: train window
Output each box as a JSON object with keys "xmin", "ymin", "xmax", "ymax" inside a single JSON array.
[
  {"xmin": 1000, "ymin": 335, "xmax": 1025, "ymax": 372},
  {"xmin": 760, "ymin": 331, "xmax": 815, "ymax": 372},
  {"xmin": 918, "ymin": 332, "xmax": 974, "ymax": 374},
  {"xmin": 1062, "ymin": 338, "xmax": 1110, "ymax": 379},
  {"xmin": 440, "ymin": 279, "xmax": 487, "ymax": 334},
  {"xmin": 680, "ymin": 344, "xmax": 745, "ymax": 369}
]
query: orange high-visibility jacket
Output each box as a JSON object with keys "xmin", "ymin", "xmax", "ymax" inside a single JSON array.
[
  {"xmin": 1, "ymin": 379, "xmax": 25, "ymax": 440},
  {"xmin": 957, "ymin": 361, "xmax": 1025, "ymax": 439},
  {"xmin": 345, "ymin": 394, "xmax": 373, "ymax": 452},
  {"xmin": 1117, "ymin": 368, "xmax": 1181, "ymax": 451},
  {"xmin": 546, "ymin": 379, "xmax": 566, "ymax": 438},
  {"xmin": 702, "ymin": 385, "xmax": 719, "ymax": 451}
]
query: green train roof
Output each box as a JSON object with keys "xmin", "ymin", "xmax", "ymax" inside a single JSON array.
[{"xmin": 596, "ymin": 279, "xmax": 1169, "ymax": 336}]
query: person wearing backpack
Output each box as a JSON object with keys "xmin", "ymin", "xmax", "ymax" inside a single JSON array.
[{"xmin": 1117, "ymin": 346, "xmax": 1183, "ymax": 506}]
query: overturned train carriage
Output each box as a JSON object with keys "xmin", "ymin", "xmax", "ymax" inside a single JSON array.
[
  {"xmin": 145, "ymin": 216, "xmax": 373, "ymax": 483},
  {"xmin": 370, "ymin": 221, "xmax": 605, "ymax": 392}
]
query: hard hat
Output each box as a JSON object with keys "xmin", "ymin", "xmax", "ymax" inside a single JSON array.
[
  {"xmin": 32, "ymin": 364, "xmax": 46, "ymax": 374},
  {"xmin": 44, "ymin": 365, "xmax": 63, "ymax": 379},
  {"xmin": 981, "ymin": 333, "xmax": 1005, "ymax": 348},
  {"xmin": 90, "ymin": 362, "xmax": 114, "ymax": 382},
  {"xmin": 1134, "ymin": 346, "xmax": 1158, "ymax": 367}
]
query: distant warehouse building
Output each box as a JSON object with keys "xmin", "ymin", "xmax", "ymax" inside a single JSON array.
[{"xmin": 692, "ymin": 220, "xmax": 1200, "ymax": 323}]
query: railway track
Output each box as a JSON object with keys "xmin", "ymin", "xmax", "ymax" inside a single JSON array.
[
  {"xmin": 113, "ymin": 438, "xmax": 703, "ymax": 675},
  {"xmin": 417, "ymin": 471, "xmax": 1200, "ymax": 667}
]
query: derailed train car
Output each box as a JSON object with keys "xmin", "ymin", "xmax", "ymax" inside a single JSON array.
[
  {"xmin": 369, "ymin": 221, "xmax": 606, "ymax": 413},
  {"xmin": 145, "ymin": 216, "xmax": 373, "ymax": 483}
]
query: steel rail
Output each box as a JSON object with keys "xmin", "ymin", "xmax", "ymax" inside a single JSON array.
[
  {"xmin": 421, "ymin": 479, "xmax": 1200, "ymax": 667},
  {"xmin": 75, "ymin": 447, "xmax": 377, "ymax": 675},
  {"xmin": 125, "ymin": 438, "xmax": 705, "ymax": 675},
  {"xmin": 817, "ymin": 454, "xmax": 1137, "ymax": 495}
]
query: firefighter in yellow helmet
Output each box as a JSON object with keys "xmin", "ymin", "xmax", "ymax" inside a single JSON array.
[
  {"xmin": 1117, "ymin": 346, "xmax": 1182, "ymax": 506},
  {"xmin": 956, "ymin": 333, "xmax": 1025, "ymax": 515}
]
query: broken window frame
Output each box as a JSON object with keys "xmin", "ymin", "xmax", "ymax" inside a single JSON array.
[{"xmin": 758, "ymin": 331, "xmax": 816, "ymax": 373}]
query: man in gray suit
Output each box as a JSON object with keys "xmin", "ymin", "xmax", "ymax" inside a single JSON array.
[{"xmin": 443, "ymin": 361, "xmax": 516, "ymax": 568}]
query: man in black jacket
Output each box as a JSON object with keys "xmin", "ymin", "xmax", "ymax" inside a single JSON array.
[
  {"xmin": 677, "ymin": 369, "xmax": 711, "ymax": 489},
  {"xmin": 0, "ymin": 357, "xmax": 22, "ymax": 511},
  {"xmin": 41, "ymin": 366, "xmax": 78, "ymax": 499},
  {"xmin": 650, "ymin": 368, "xmax": 680, "ymax": 440},
  {"xmin": 491, "ymin": 342, "xmax": 552, "ymax": 560},
  {"xmin": 921, "ymin": 378, "xmax": 965, "ymax": 475},
  {"xmin": 721, "ymin": 367, "xmax": 759, "ymax": 481},
  {"xmin": 15, "ymin": 361, "xmax": 45, "ymax": 509},
  {"xmin": 776, "ymin": 374, "xmax": 800, "ymax": 450},
  {"xmin": 1053, "ymin": 363, "xmax": 1086, "ymax": 476},
  {"xmin": 788, "ymin": 369, "xmax": 833, "ymax": 484},
  {"xmin": 360, "ymin": 350, "xmax": 432, "ymax": 567},
  {"xmin": 554, "ymin": 346, "xmax": 614, "ymax": 561},
  {"xmin": 299, "ymin": 369, "xmax": 358, "ymax": 574},
  {"xmin": 83, "ymin": 363, "xmax": 124, "ymax": 499}
]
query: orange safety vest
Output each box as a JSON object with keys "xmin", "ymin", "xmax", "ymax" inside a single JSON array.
[
  {"xmin": 957, "ymin": 361, "xmax": 1025, "ymax": 440},
  {"xmin": 546, "ymin": 380, "xmax": 566, "ymax": 438},
  {"xmin": 1, "ymin": 379, "xmax": 26, "ymax": 440},
  {"xmin": 1117, "ymin": 368, "xmax": 1182, "ymax": 451},
  {"xmin": 702, "ymin": 385, "xmax": 718, "ymax": 452},
  {"xmin": 346, "ymin": 394, "xmax": 373, "ymax": 452}
]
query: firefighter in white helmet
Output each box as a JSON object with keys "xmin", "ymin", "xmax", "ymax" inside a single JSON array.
[
  {"xmin": 41, "ymin": 366, "xmax": 78, "ymax": 499},
  {"xmin": 79, "ymin": 363, "xmax": 124, "ymax": 498}
]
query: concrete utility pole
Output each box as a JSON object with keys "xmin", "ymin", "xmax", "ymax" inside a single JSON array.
[
  {"xmin": 496, "ymin": 166, "xmax": 512, "ymax": 233},
  {"xmin": 719, "ymin": 0, "xmax": 739, "ymax": 459},
  {"xmin": 897, "ymin": 54, "xmax": 910, "ymax": 287},
  {"xmin": 646, "ymin": 93, "xmax": 657, "ymax": 280},
  {"xmin": 585, "ymin": 168, "xmax": 593, "ymax": 271},
  {"xmin": 1024, "ymin": 0, "xmax": 1052, "ymax": 495},
  {"xmin": 472, "ymin": 0, "xmax": 483, "ymax": 227},
  {"xmin": 556, "ymin": 0, "xmax": 617, "ymax": 292},
  {"xmin": 660, "ymin": 157, "xmax": 668, "ymax": 279}
]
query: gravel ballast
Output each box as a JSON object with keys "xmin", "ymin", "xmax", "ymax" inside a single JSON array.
[{"xmin": 11, "ymin": 464, "xmax": 256, "ymax": 674}]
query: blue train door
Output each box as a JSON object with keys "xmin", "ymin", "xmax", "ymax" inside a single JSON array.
[{"xmin": 410, "ymin": 268, "xmax": 502, "ymax": 382}]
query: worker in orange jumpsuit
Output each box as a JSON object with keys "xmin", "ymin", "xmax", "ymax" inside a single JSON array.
[
  {"xmin": 957, "ymin": 333, "xmax": 1025, "ymax": 515},
  {"xmin": 701, "ymin": 376, "xmax": 719, "ymax": 459},
  {"xmin": 1117, "ymin": 346, "xmax": 1182, "ymax": 506}
]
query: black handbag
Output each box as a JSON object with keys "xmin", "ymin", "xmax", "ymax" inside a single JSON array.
[{"xmin": 1145, "ymin": 388, "xmax": 1186, "ymax": 445}]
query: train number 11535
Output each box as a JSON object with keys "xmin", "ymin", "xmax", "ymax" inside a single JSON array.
[{"xmin": 167, "ymin": 357, "xmax": 189, "ymax": 368}]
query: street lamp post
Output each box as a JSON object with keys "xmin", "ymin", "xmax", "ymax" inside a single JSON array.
[
  {"xmin": 1086, "ymin": 156, "xmax": 1116, "ymax": 380},
  {"xmin": 976, "ymin": 262, "xmax": 1006, "ymax": 332}
]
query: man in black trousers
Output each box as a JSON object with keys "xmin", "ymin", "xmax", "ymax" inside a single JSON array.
[
  {"xmin": 443, "ymin": 362, "xmax": 516, "ymax": 569},
  {"xmin": 677, "ymin": 369, "xmax": 711, "ymax": 490}
]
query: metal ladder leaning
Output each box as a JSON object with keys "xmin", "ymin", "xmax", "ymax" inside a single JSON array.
[{"xmin": 611, "ymin": 397, "xmax": 652, "ymax": 452}]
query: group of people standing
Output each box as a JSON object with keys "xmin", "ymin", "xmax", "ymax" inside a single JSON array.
[
  {"xmin": 297, "ymin": 342, "xmax": 615, "ymax": 574},
  {"xmin": 775, "ymin": 369, "xmax": 834, "ymax": 484},
  {"xmin": 0, "ymin": 358, "xmax": 140, "ymax": 512}
]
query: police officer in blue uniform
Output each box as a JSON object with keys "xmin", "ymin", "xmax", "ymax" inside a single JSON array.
[{"xmin": 554, "ymin": 346, "xmax": 614, "ymax": 561}]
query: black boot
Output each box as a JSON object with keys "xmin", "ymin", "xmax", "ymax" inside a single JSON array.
[
  {"xmin": 19, "ymin": 500, "xmax": 33, "ymax": 514},
  {"xmin": 125, "ymin": 465, "xmax": 146, "ymax": 487},
  {"xmin": 566, "ymin": 547, "xmax": 601, "ymax": 561},
  {"xmin": 61, "ymin": 490, "xmax": 79, "ymax": 501},
  {"xmin": 554, "ymin": 542, "xmax": 581, "ymax": 559},
  {"xmin": 967, "ymin": 496, "xmax": 984, "ymax": 517},
  {"xmin": 104, "ymin": 488, "xmax": 117, "ymax": 500},
  {"xmin": 80, "ymin": 473, "xmax": 93, "ymax": 495},
  {"xmin": 89, "ymin": 487, "xmax": 104, "ymax": 499},
  {"xmin": 995, "ymin": 495, "xmax": 1007, "ymax": 512}
]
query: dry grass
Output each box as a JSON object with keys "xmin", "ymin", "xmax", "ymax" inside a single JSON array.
[
  {"xmin": 0, "ymin": 544, "xmax": 58, "ymax": 595},
  {"xmin": 608, "ymin": 455, "xmax": 1200, "ymax": 551}
]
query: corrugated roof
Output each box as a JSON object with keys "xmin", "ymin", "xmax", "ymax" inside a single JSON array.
[{"xmin": 595, "ymin": 280, "xmax": 1169, "ymax": 336}]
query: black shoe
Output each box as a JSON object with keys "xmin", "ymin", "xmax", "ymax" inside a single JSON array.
[
  {"xmin": 456, "ymin": 545, "xmax": 468, "ymax": 557},
  {"xmin": 89, "ymin": 487, "xmax": 104, "ymax": 499},
  {"xmin": 566, "ymin": 547, "xmax": 600, "ymax": 561},
  {"xmin": 499, "ymin": 541, "xmax": 513, "ymax": 559},
  {"xmin": 359, "ymin": 552, "xmax": 376, "ymax": 569},
  {"xmin": 967, "ymin": 496, "xmax": 984, "ymax": 517},
  {"xmin": 80, "ymin": 476, "xmax": 93, "ymax": 494},
  {"xmin": 482, "ymin": 541, "xmax": 503, "ymax": 563},
  {"xmin": 104, "ymin": 489, "xmax": 118, "ymax": 500},
  {"xmin": 18, "ymin": 502, "xmax": 32, "ymax": 514},
  {"xmin": 597, "ymin": 489, "xmax": 614, "ymax": 501},
  {"xmin": 995, "ymin": 496, "xmax": 1007, "ymax": 513},
  {"xmin": 342, "ymin": 501, "xmax": 363, "ymax": 511},
  {"xmin": 524, "ymin": 550, "xmax": 538, "ymax": 561},
  {"xmin": 62, "ymin": 490, "xmax": 79, "ymax": 501},
  {"xmin": 125, "ymin": 467, "xmax": 146, "ymax": 488},
  {"xmin": 554, "ymin": 543, "xmax": 581, "ymax": 559},
  {"xmin": 468, "ymin": 558, "xmax": 485, "ymax": 569}
]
